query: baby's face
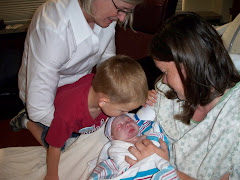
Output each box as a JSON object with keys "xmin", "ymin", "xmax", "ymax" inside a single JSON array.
[{"xmin": 111, "ymin": 114, "xmax": 139, "ymax": 142}]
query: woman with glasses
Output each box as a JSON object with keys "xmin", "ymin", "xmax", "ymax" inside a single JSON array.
[{"xmin": 10, "ymin": 0, "xmax": 143, "ymax": 178}]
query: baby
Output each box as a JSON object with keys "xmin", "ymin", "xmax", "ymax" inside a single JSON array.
[
  {"xmin": 105, "ymin": 113, "xmax": 163, "ymax": 174},
  {"xmin": 89, "ymin": 108, "xmax": 179, "ymax": 180},
  {"xmin": 105, "ymin": 113, "xmax": 147, "ymax": 143}
]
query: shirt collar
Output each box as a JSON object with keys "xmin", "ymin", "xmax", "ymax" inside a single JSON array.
[{"xmin": 67, "ymin": 0, "xmax": 98, "ymax": 45}]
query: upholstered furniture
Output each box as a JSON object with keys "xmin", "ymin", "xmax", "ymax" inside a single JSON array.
[
  {"xmin": 116, "ymin": 0, "xmax": 178, "ymax": 90},
  {"xmin": 116, "ymin": 0, "xmax": 178, "ymax": 60},
  {"xmin": 216, "ymin": 13, "xmax": 240, "ymax": 71}
]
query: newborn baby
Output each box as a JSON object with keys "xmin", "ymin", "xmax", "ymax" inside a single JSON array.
[
  {"xmin": 105, "ymin": 113, "xmax": 147, "ymax": 143},
  {"xmin": 105, "ymin": 114, "xmax": 162, "ymax": 174},
  {"xmin": 88, "ymin": 110, "xmax": 178, "ymax": 180}
]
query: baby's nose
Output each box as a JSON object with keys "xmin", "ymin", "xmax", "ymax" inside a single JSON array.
[{"xmin": 125, "ymin": 122, "xmax": 131, "ymax": 128}]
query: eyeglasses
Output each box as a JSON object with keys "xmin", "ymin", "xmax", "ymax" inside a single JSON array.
[{"xmin": 112, "ymin": 0, "xmax": 134, "ymax": 15}]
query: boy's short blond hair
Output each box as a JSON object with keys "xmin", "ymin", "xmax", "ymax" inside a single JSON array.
[{"xmin": 92, "ymin": 55, "xmax": 148, "ymax": 105}]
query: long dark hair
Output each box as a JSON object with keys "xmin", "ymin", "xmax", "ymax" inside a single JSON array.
[{"xmin": 151, "ymin": 12, "xmax": 240, "ymax": 124}]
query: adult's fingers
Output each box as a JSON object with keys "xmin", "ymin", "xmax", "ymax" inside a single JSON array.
[
  {"xmin": 127, "ymin": 146, "xmax": 143, "ymax": 165},
  {"xmin": 125, "ymin": 155, "xmax": 138, "ymax": 166},
  {"xmin": 128, "ymin": 145, "xmax": 143, "ymax": 159},
  {"xmin": 157, "ymin": 138, "xmax": 170, "ymax": 161},
  {"xmin": 128, "ymin": 142, "xmax": 154, "ymax": 162},
  {"xmin": 142, "ymin": 139, "xmax": 154, "ymax": 146},
  {"xmin": 159, "ymin": 138, "xmax": 168, "ymax": 151},
  {"xmin": 134, "ymin": 140, "xmax": 148, "ymax": 151}
]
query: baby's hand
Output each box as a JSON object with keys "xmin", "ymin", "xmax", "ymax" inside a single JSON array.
[{"xmin": 145, "ymin": 90, "xmax": 157, "ymax": 107}]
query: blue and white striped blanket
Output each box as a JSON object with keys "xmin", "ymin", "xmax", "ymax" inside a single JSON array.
[
  {"xmin": 88, "ymin": 114, "xmax": 179, "ymax": 180},
  {"xmin": 89, "ymin": 156, "xmax": 178, "ymax": 180}
]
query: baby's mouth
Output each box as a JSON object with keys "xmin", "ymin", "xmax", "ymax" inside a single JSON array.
[{"xmin": 128, "ymin": 128, "xmax": 135, "ymax": 134}]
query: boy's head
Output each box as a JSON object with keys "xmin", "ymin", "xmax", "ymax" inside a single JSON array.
[
  {"xmin": 92, "ymin": 55, "xmax": 148, "ymax": 117},
  {"xmin": 105, "ymin": 114, "xmax": 139, "ymax": 142}
]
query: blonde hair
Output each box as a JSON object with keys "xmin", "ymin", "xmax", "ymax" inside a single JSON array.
[
  {"xmin": 92, "ymin": 55, "xmax": 148, "ymax": 105},
  {"xmin": 80, "ymin": 0, "xmax": 144, "ymax": 29}
]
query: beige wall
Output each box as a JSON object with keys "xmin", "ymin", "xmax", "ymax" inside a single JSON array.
[{"xmin": 183, "ymin": 0, "xmax": 233, "ymax": 23}]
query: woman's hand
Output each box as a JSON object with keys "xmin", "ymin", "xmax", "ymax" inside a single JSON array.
[
  {"xmin": 145, "ymin": 90, "xmax": 157, "ymax": 106},
  {"xmin": 125, "ymin": 138, "xmax": 169, "ymax": 166}
]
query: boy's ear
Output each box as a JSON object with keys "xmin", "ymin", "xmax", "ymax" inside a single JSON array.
[{"xmin": 98, "ymin": 97, "xmax": 110, "ymax": 108}]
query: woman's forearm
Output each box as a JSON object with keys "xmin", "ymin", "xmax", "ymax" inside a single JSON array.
[
  {"xmin": 176, "ymin": 170, "xmax": 230, "ymax": 180},
  {"xmin": 176, "ymin": 170, "xmax": 196, "ymax": 180}
]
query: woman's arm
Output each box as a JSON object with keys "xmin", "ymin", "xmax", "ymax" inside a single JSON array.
[
  {"xmin": 175, "ymin": 171, "xmax": 228, "ymax": 180},
  {"xmin": 25, "ymin": 29, "xmax": 68, "ymax": 126},
  {"xmin": 176, "ymin": 170, "xmax": 196, "ymax": 180},
  {"xmin": 220, "ymin": 173, "xmax": 230, "ymax": 180}
]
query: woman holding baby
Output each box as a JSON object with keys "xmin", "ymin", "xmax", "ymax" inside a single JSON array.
[{"xmin": 127, "ymin": 12, "xmax": 240, "ymax": 180}]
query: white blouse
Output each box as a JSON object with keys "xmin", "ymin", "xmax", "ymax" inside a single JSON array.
[{"xmin": 18, "ymin": 0, "xmax": 116, "ymax": 126}]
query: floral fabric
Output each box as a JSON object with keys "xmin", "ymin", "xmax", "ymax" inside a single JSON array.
[{"xmin": 153, "ymin": 81, "xmax": 240, "ymax": 180}]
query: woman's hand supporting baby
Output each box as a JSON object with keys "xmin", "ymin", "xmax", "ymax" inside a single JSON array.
[
  {"xmin": 125, "ymin": 138, "xmax": 169, "ymax": 166},
  {"xmin": 125, "ymin": 138, "xmax": 198, "ymax": 180}
]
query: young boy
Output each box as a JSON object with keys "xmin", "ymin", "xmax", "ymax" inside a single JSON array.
[{"xmin": 10, "ymin": 55, "xmax": 148, "ymax": 179}]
